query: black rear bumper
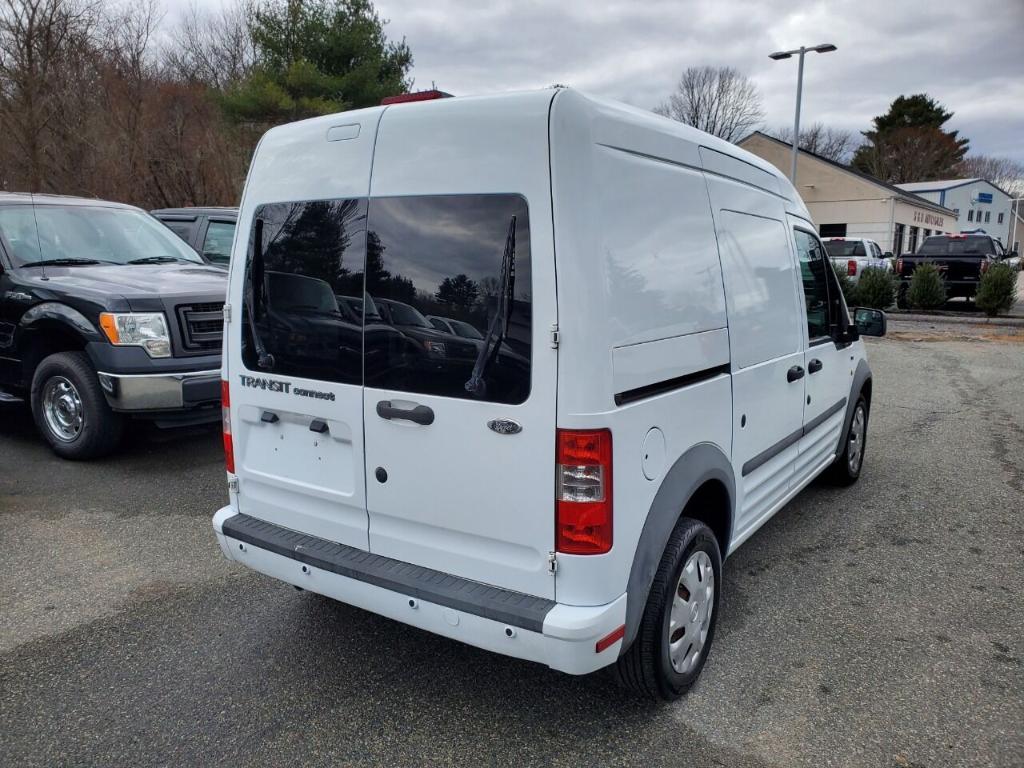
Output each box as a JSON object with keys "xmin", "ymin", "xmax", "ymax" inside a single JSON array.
[{"xmin": 221, "ymin": 513, "xmax": 556, "ymax": 632}]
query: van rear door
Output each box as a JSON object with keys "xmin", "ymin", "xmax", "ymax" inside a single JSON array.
[
  {"xmin": 361, "ymin": 95, "xmax": 558, "ymax": 599},
  {"xmin": 226, "ymin": 110, "xmax": 381, "ymax": 549}
]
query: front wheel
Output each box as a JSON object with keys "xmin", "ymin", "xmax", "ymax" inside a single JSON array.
[
  {"xmin": 610, "ymin": 517, "xmax": 722, "ymax": 700},
  {"xmin": 827, "ymin": 396, "xmax": 867, "ymax": 485},
  {"xmin": 31, "ymin": 351, "xmax": 124, "ymax": 459}
]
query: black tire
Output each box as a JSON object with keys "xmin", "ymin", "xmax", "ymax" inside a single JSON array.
[
  {"xmin": 610, "ymin": 517, "xmax": 722, "ymax": 700},
  {"xmin": 30, "ymin": 351, "xmax": 124, "ymax": 459},
  {"xmin": 826, "ymin": 395, "xmax": 868, "ymax": 486},
  {"xmin": 896, "ymin": 283, "xmax": 909, "ymax": 309}
]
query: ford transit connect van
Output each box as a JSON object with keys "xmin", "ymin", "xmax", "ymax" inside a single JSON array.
[{"xmin": 212, "ymin": 88, "xmax": 886, "ymax": 700}]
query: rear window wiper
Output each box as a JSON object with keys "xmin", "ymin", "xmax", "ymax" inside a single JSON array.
[
  {"xmin": 246, "ymin": 218, "xmax": 275, "ymax": 370},
  {"xmin": 465, "ymin": 215, "xmax": 516, "ymax": 397},
  {"xmin": 22, "ymin": 258, "xmax": 109, "ymax": 267}
]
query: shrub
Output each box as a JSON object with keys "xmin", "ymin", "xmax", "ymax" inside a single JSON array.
[
  {"xmin": 907, "ymin": 262, "xmax": 947, "ymax": 310},
  {"xmin": 975, "ymin": 262, "xmax": 1019, "ymax": 317},
  {"xmin": 834, "ymin": 266, "xmax": 858, "ymax": 307},
  {"xmin": 856, "ymin": 267, "xmax": 896, "ymax": 309}
]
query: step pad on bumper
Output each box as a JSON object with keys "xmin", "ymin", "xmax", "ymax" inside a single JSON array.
[{"xmin": 222, "ymin": 514, "xmax": 556, "ymax": 632}]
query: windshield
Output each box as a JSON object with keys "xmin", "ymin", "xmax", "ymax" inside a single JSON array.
[
  {"xmin": 0, "ymin": 204, "xmax": 205, "ymax": 266},
  {"xmin": 824, "ymin": 240, "xmax": 866, "ymax": 257},
  {"xmin": 381, "ymin": 299, "xmax": 431, "ymax": 327},
  {"xmin": 917, "ymin": 236, "xmax": 995, "ymax": 256}
]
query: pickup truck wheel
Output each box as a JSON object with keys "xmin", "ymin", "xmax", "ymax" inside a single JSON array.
[
  {"xmin": 610, "ymin": 517, "xmax": 721, "ymax": 700},
  {"xmin": 31, "ymin": 351, "xmax": 124, "ymax": 460},
  {"xmin": 826, "ymin": 395, "xmax": 867, "ymax": 486}
]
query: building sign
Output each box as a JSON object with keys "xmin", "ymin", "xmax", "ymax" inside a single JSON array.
[
  {"xmin": 912, "ymin": 211, "xmax": 945, "ymax": 227},
  {"xmin": 975, "ymin": 192, "xmax": 993, "ymax": 204}
]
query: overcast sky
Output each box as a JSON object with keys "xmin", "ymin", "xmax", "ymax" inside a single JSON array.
[{"xmin": 168, "ymin": 0, "xmax": 1024, "ymax": 163}]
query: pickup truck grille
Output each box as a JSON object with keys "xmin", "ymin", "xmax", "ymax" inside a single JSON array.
[{"xmin": 176, "ymin": 302, "xmax": 224, "ymax": 352}]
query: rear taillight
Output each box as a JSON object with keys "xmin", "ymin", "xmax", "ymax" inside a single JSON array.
[
  {"xmin": 556, "ymin": 429, "xmax": 612, "ymax": 554},
  {"xmin": 980, "ymin": 259, "xmax": 991, "ymax": 274},
  {"xmin": 847, "ymin": 259, "xmax": 857, "ymax": 276},
  {"xmin": 221, "ymin": 379, "xmax": 234, "ymax": 474},
  {"xmin": 896, "ymin": 258, "xmax": 904, "ymax": 273}
]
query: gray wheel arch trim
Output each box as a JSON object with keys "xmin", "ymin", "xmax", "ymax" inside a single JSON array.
[
  {"xmin": 622, "ymin": 442, "xmax": 735, "ymax": 651},
  {"xmin": 839, "ymin": 358, "xmax": 872, "ymax": 454}
]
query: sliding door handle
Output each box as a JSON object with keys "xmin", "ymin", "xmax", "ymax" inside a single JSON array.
[
  {"xmin": 808, "ymin": 358, "xmax": 823, "ymax": 374},
  {"xmin": 787, "ymin": 365, "xmax": 805, "ymax": 383}
]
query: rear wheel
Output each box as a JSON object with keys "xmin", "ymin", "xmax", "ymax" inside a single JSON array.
[
  {"xmin": 827, "ymin": 395, "xmax": 867, "ymax": 485},
  {"xmin": 610, "ymin": 517, "xmax": 721, "ymax": 700},
  {"xmin": 31, "ymin": 351, "xmax": 124, "ymax": 459}
]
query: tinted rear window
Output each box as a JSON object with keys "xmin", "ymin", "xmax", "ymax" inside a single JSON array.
[
  {"xmin": 917, "ymin": 236, "xmax": 995, "ymax": 256},
  {"xmin": 366, "ymin": 194, "xmax": 531, "ymax": 404},
  {"xmin": 242, "ymin": 199, "xmax": 367, "ymax": 384},
  {"xmin": 240, "ymin": 194, "xmax": 531, "ymax": 404},
  {"xmin": 824, "ymin": 240, "xmax": 865, "ymax": 257}
]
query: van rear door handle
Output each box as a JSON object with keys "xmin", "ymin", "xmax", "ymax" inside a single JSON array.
[
  {"xmin": 787, "ymin": 365, "xmax": 805, "ymax": 383},
  {"xmin": 376, "ymin": 400, "xmax": 435, "ymax": 426},
  {"xmin": 808, "ymin": 359, "xmax": 823, "ymax": 374}
]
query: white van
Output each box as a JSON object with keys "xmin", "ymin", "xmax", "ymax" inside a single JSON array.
[{"xmin": 212, "ymin": 88, "xmax": 886, "ymax": 700}]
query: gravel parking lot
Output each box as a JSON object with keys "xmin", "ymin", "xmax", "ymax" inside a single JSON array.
[{"xmin": 2, "ymin": 323, "xmax": 1022, "ymax": 768}]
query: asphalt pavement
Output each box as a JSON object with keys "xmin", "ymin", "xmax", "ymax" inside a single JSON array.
[{"xmin": 1, "ymin": 324, "xmax": 1022, "ymax": 767}]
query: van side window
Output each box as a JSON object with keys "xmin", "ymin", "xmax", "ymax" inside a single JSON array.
[
  {"xmin": 794, "ymin": 229, "xmax": 832, "ymax": 341},
  {"xmin": 241, "ymin": 199, "xmax": 367, "ymax": 384},
  {"xmin": 366, "ymin": 194, "xmax": 531, "ymax": 405}
]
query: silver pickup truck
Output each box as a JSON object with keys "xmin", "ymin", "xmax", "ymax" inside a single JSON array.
[{"xmin": 823, "ymin": 237, "xmax": 893, "ymax": 283}]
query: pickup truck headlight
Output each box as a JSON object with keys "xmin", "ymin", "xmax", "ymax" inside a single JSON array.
[{"xmin": 99, "ymin": 312, "xmax": 172, "ymax": 358}]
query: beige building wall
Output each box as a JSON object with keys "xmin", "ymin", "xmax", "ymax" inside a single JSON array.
[{"xmin": 739, "ymin": 133, "xmax": 957, "ymax": 255}]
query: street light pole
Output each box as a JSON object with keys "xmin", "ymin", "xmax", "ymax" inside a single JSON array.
[{"xmin": 769, "ymin": 43, "xmax": 837, "ymax": 184}]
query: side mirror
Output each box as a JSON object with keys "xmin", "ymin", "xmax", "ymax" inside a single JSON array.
[
  {"xmin": 883, "ymin": 251, "xmax": 893, "ymax": 258},
  {"xmin": 853, "ymin": 307, "xmax": 886, "ymax": 337}
]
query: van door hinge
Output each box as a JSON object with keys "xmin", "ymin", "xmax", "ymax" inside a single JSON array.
[
  {"xmin": 222, "ymin": 304, "xmax": 232, "ymax": 323},
  {"xmin": 547, "ymin": 551, "xmax": 558, "ymax": 574},
  {"xmin": 549, "ymin": 323, "xmax": 560, "ymax": 349}
]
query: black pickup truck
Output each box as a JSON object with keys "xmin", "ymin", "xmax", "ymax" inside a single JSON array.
[
  {"xmin": 896, "ymin": 233, "xmax": 1017, "ymax": 308},
  {"xmin": 0, "ymin": 193, "xmax": 227, "ymax": 459}
]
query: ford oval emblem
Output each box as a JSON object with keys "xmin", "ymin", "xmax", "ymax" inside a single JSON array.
[{"xmin": 487, "ymin": 418, "xmax": 522, "ymax": 435}]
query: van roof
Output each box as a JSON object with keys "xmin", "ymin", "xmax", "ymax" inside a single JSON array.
[{"xmin": 257, "ymin": 88, "xmax": 810, "ymax": 220}]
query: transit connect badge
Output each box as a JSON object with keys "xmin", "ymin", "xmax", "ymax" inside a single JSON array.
[{"xmin": 487, "ymin": 418, "xmax": 522, "ymax": 435}]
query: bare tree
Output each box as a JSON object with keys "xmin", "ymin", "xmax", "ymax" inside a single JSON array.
[
  {"xmin": 654, "ymin": 66, "xmax": 764, "ymax": 142},
  {"xmin": 0, "ymin": 0, "xmax": 100, "ymax": 191},
  {"xmin": 164, "ymin": 0, "xmax": 255, "ymax": 88},
  {"xmin": 956, "ymin": 155, "xmax": 1024, "ymax": 198},
  {"xmin": 773, "ymin": 122, "xmax": 859, "ymax": 164}
]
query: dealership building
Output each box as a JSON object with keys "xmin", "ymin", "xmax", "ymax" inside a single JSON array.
[
  {"xmin": 738, "ymin": 132, "xmax": 958, "ymax": 255},
  {"xmin": 895, "ymin": 178, "xmax": 1015, "ymax": 248}
]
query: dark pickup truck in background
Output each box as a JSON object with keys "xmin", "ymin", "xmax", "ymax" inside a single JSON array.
[
  {"xmin": 0, "ymin": 194, "xmax": 227, "ymax": 459},
  {"xmin": 896, "ymin": 233, "xmax": 1018, "ymax": 308},
  {"xmin": 151, "ymin": 207, "xmax": 238, "ymax": 267}
]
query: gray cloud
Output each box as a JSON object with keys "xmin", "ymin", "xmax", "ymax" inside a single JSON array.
[
  {"xmin": 167, "ymin": 0, "xmax": 1024, "ymax": 162},
  {"xmin": 370, "ymin": 0, "xmax": 1024, "ymax": 162}
]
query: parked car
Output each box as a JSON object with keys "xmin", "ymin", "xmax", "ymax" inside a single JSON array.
[
  {"xmin": 822, "ymin": 237, "xmax": 892, "ymax": 283},
  {"xmin": 211, "ymin": 88, "xmax": 885, "ymax": 701},
  {"xmin": 151, "ymin": 207, "xmax": 238, "ymax": 267},
  {"xmin": 0, "ymin": 193, "xmax": 227, "ymax": 458},
  {"xmin": 426, "ymin": 314, "xmax": 485, "ymax": 340},
  {"xmin": 895, "ymin": 233, "xmax": 1016, "ymax": 307}
]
